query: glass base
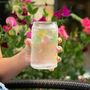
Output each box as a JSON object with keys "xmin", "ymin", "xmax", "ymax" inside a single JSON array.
[{"xmin": 31, "ymin": 64, "xmax": 57, "ymax": 70}]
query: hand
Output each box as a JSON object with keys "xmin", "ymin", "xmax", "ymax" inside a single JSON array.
[
  {"xmin": 23, "ymin": 37, "xmax": 63, "ymax": 69},
  {"xmin": 21, "ymin": 38, "xmax": 32, "ymax": 66},
  {"xmin": 49, "ymin": 37, "xmax": 63, "ymax": 71}
]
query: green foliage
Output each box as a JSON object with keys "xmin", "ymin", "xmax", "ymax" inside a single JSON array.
[
  {"xmin": 27, "ymin": 3, "xmax": 38, "ymax": 15},
  {"xmin": 43, "ymin": 9, "xmax": 48, "ymax": 18},
  {"xmin": 80, "ymin": 32, "xmax": 90, "ymax": 44},
  {"xmin": 0, "ymin": 0, "xmax": 90, "ymax": 81}
]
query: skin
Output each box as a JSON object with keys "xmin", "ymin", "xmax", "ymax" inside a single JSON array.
[{"xmin": 0, "ymin": 38, "xmax": 62, "ymax": 83}]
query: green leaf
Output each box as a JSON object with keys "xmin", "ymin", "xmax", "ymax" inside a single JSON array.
[
  {"xmin": 27, "ymin": 3, "xmax": 32, "ymax": 11},
  {"xmin": 25, "ymin": 15, "xmax": 31, "ymax": 24},
  {"xmin": 79, "ymin": 67, "xmax": 85, "ymax": 75},
  {"xmin": 43, "ymin": 9, "xmax": 48, "ymax": 18},
  {"xmin": 74, "ymin": 27, "xmax": 78, "ymax": 38},
  {"xmin": 78, "ymin": 57, "xmax": 83, "ymax": 62},
  {"xmin": 16, "ymin": 36, "xmax": 26, "ymax": 48},
  {"xmin": 31, "ymin": 8, "xmax": 38, "ymax": 15},
  {"xmin": 69, "ymin": 32, "xmax": 72, "ymax": 40},
  {"xmin": 9, "ymin": 30, "xmax": 16, "ymax": 36},
  {"xmin": 62, "ymin": 37, "xmax": 66, "ymax": 46},
  {"xmin": 80, "ymin": 32, "xmax": 87, "ymax": 41},
  {"xmin": 27, "ymin": 3, "xmax": 38, "ymax": 15},
  {"xmin": 52, "ymin": 17, "xmax": 60, "ymax": 26},
  {"xmin": 17, "ymin": 8, "xmax": 22, "ymax": 14},
  {"xmin": 84, "ymin": 37, "xmax": 90, "ymax": 44},
  {"xmin": 30, "ymin": 1, "xmax": 35, "ymax": 5}
]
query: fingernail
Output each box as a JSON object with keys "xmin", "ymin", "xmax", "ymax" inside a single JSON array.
[
  {"xmin": 57, "ymin": 46, "xmax": 63, "ymax": 52},
  {"xmin": 57, "ymin": 56, "xmax": 62, "ymax": 62},
  {"xmin": 58, "ymin": 46, "xmax": 62, "ymax": 49},
  {"xmin": 58, "ymin": 37, "xmax": 62, "ymax": 43},
  {"xmin": 49, "ymin": 68, "xmax": 54, "ymax": 71}
]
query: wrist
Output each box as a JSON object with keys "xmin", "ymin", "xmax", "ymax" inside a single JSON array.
[{"xmin": 15, "ymin": 48, "xmax": 30, "ymax": 68}]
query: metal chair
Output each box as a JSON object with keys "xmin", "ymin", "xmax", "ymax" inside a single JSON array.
[{"xmin": 5, "ymin": 79, "xmax": 90, "ymax": 90}]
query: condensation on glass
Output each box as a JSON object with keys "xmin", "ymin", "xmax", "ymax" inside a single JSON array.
[{"xmin": 31, "ymin": 22, "xmax": 58, "ymax": 70}]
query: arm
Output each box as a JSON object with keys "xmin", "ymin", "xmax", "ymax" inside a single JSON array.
[
  {"xmin": 0, "ymin": 38, "xmax": 62, "ymax": 83},
  {"xmin": 0, "ymin": 39, "xmax": 31, "ymax": 83}
]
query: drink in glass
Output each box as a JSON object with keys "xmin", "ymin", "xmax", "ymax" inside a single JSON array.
[{"xmin": 31, "ymin": 22, "xmax": 58, "ymax": 69}]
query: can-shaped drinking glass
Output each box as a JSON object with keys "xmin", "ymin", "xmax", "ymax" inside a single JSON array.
[{"xmin": 31, "ymin": 22, "xmax": 58, "ymax": 70}]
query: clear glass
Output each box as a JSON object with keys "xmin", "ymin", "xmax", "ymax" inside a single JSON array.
[{"xmin": 31, "ymin": 22, "xmax": 58, "ymax": 70}]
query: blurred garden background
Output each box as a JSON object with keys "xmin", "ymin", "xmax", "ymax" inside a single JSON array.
[{"xmin": 0, "ymin": 0, "xmax": 90, "ymax": 83}]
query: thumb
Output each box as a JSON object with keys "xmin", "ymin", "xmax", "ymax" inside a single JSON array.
[
  {"xmin": 24, "ymin": 38, "xmax": 32, "ymax": 48},
  {"xmin": 24, "ymin": 38, "xmax": 32, "ymax": 53}
]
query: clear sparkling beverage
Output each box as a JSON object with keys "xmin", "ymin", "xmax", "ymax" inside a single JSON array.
[{"xmin": 31, "ymin": 22, "xmax": 58, "ymax": 70}]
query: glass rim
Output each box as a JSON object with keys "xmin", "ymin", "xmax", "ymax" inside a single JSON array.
[{"xmin": 33, "ymin": 21, "xmax": 57, "ymax": 24}]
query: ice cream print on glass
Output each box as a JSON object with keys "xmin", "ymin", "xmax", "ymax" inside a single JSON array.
[{"xmin": 31, "ymin": 22, "xmax": 58, "ymax": 70}]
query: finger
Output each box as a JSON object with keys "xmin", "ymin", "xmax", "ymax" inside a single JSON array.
[
  {"xmin": 49, "ymin": 68, "xmax": 54, "ymax": 71},
  {"xmin": 56, "ymin": 46, "xmax": 63, "ymax": 53},
  {"xmin": 58, "ymin": 37, "xmax": 62, "ymax": 44},
  {"xmin": 24, "ymin": 38, "xmax": 32, "ymax": 47},
  {"xmin": 57, "ymin": 56, "xmax": 62, "ymax": 63},
  {"xmin": 49, "ymin": 56, "xmax": 62, "ymax": 71}
]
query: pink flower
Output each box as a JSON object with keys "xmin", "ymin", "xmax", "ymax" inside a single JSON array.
[
  {"xmin": 18, "ymin": 18, "xmax": 22, "ymax": 23},
  {"xmin": 39, "ymin": 16, "xmax": 47, "ymax": 21},
  {"xmin": 83, "ymin": 27, "xmax": 90, "ymax": 35},
  {"xmin": 62, "ymin": 6, "xmax": 71, "ymax": 17},
  {"xmin": 11, "ymin": 12, "xmax": 18, "ymax": 19},
  {"xmin": 3, "ymin": 25, "xmax": 12, "ymax": 32},
  {"xmin": 54, "ymin": 9, "xmax": 61, "ymax": 19},
  {"xmin": 32, "ymin": 17, "xmax": 46, "ymax": 22},
  {"xmin": 6, "ymin": 17, "xmax": 17, "ymax": 26},
  {"xmin": 26, "ymin": 31, "xmax": 31, "ymax": 38},
  {"xmin": 22, "ymin": 8, "xmax": 28, "ymax": 16},
  {"xmin": 18, "ymin": 18, "xmax": 26, "ymax": 25},
  {"xmin": 80, "ymin": 17, "xmax": 90, "ymax": 27},
  {"xmin": 82, "ymin": 46, "xmax": 88, "ymax": 52},
  {"xmin": 21, "ymin": 4, "xmax": 25, "ymax": 8},
  {"xmin": 80, "ymin": 17, "xmax": 90, "ymax": 35},
  {"xmin": 0, "ymin": 42, "xmax": 8, "ymax": 48},
  {"xmin": 21, "ymin": 0, "xmax": 31, "ymax": 3},
  {"xmin": 32, "ymin": 16, "xmax": 46, "ymax": 23},
  {"xmin": 21, "ymin": 0, "xmax": 25, "ymax": 2},
  {"xmin": 21, "ymin": 19, "xmax": 26, "ymax": 24},
  {"xmin": 29, "ymin": 23, "xmax": 32, "ymax": 29},
  {"xmin": 26, "ymin": 0, "xmax": 32, "ymax": 3},
  {"xmin": 45, "ymin": 3, "xmax": 48, "ymax": 6},
  {"xmin": 33, "ymin": 19, "xmax": 37, "ymax": 22},
  {"xmin": 58, "ymin": 25, "xmax": 69, "ymax": 40}
]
